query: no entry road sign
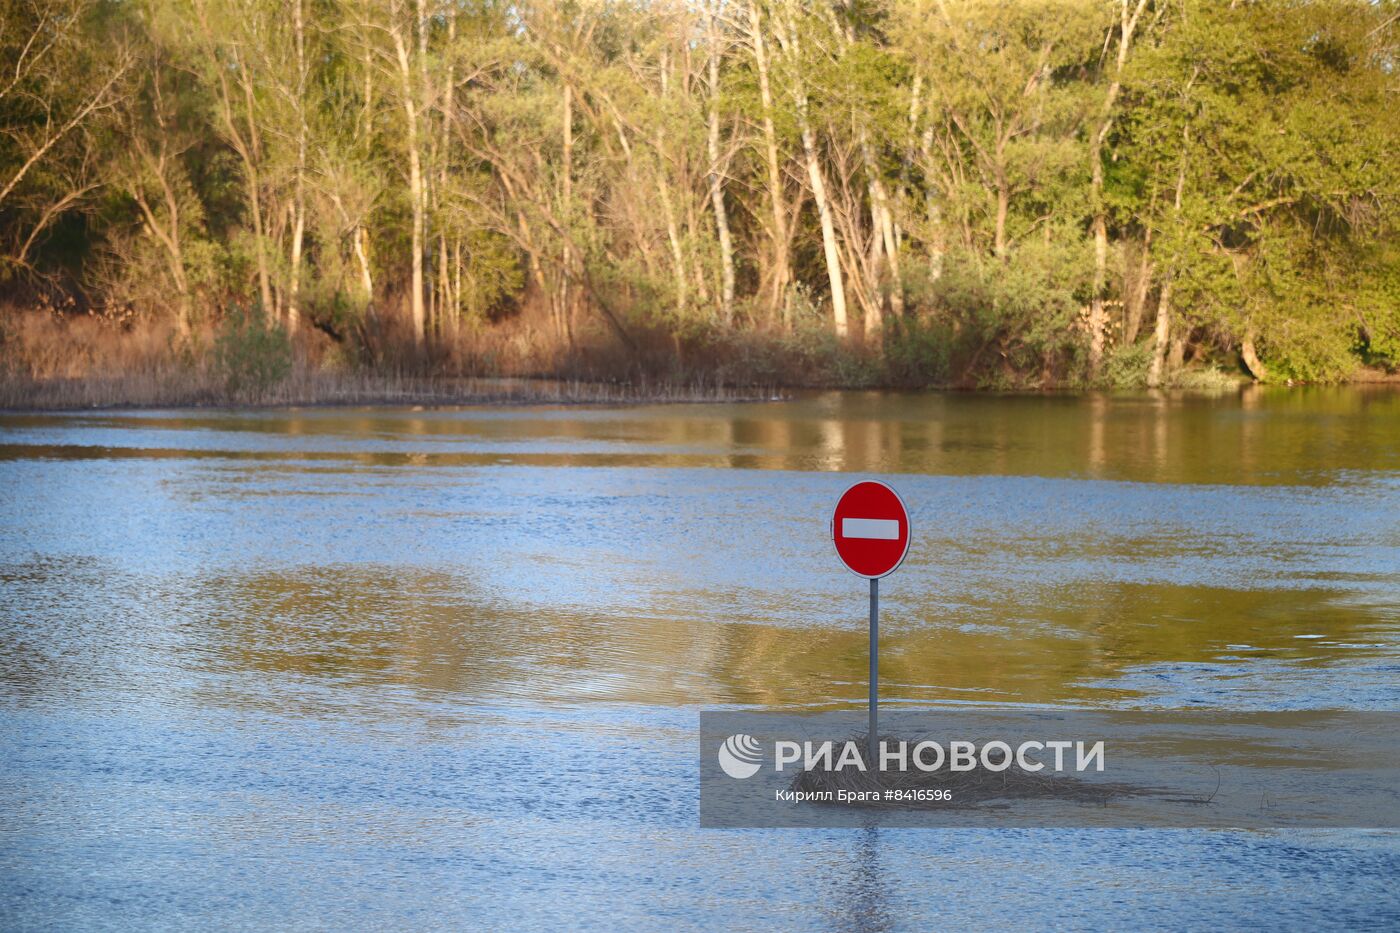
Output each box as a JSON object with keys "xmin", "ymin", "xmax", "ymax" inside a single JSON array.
[
  {"xmin": 831, "ymin": 480, "xmax": 911, "ymax": 579},
  {"xmin": 831, "ymin": 479, "xmax": 911, "ymax": 769}
]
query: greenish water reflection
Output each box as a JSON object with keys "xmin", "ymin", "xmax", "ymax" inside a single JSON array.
[{"xmin": 3, "ymin": 384, "xmax": 1398, "ymax": 485}]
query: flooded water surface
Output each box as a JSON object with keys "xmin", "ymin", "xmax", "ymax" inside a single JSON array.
[{"xmin": 2, "ymin": 388, "xmax": 1399, "ymax": 928}]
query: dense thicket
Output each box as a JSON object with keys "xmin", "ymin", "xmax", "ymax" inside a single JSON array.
[{"xmin": 3, "ymin": 0, "xmax": 1398, "ymax": 386}]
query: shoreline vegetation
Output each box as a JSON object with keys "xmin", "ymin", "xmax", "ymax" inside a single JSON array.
[
  {"xmin": 2, "ymin": 1, "xmax": 1398, "ymax": 408},
  {"xmin": 0, "ymin": 371, "xmax": 784, "ymax": 411},
  {"xmin": 3, "ymin": 304, "xmax": 1399, "ymax": 412},
  {"xmin": 0, "ymin": 356, "xmax": 789, "ymax": 411}
]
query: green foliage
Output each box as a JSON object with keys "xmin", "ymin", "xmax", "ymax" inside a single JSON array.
[
  {"xmin": 1170, "ymin": 366, "xmax": 1244, "ymax": 394},
  {"xmin": 1117, "ymin": 0, "xmax": 1400, "ymax": 382},
  {"xmin": 1103, "ymin": 340, "xmax": 1151, "ymax": 389},
  {"xmin": 1352, "ymin": 242, "xmax": 1400, "ymax": 369},
  {"xmin": 883, "ymin": 316, "xmax": 954, "ymax": 386},
  {"xmin": 213, "ymin": 305, "xmax": 291, "ymax": 400},
  {"xmin": 459, "ymin": 230, "xmax": 525, "ymax": 324},
  {"xmin": 4, "ymin": 0, "xmax": 1398, "ymax": 387},
  {"xmin": 909, "ymin": 237, "xmax": 1090, "ymax": 377}
]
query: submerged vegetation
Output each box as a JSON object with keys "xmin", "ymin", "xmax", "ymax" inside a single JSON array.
[{"xmin": 1, "ymin": 0, "xmax": 1398, "ymax": 403}]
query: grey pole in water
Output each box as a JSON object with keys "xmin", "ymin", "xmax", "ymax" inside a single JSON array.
[{"xmin": 869, "ymin": 576, "xmax": 879, "ymax": 772}]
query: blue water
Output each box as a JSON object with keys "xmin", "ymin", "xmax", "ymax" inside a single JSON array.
[{"xmin": 2, "ymin": 391, "xmax": 1398, "ymax": 929}]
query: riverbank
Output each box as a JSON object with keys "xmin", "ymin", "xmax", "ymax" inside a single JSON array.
[
  {"xmin": 4, "ymin": 305, "xmax": 1394, "ymax": 411},
  {"xmin": 0, "ymin": 371, "xmax": 780, "ymax": 411},
  {"xmin": 0, "ymin": 360, "xmax": 1256, "ymax": 412},
  {"xmin": 0, "ymin": 308, "xmax": 784, "ymax": 409}
]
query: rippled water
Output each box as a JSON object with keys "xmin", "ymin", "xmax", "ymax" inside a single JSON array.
[{"xmin": 2, "ymin": 388, "xmax": 1398, "ymax": 929}]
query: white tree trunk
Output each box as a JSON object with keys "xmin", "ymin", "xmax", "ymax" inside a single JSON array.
[
  {"xmin": 748, "ymin": 3, "xmax": 790, "ymax": 326},
  {"xmin": 393, "ymin": 20, "xmax": 425, "ymax": 345},
  {"xmin": 707, "ymin": 7, "xmax": 736, "ymax": 325},
  {"xmin": 354, "ymin": 225, "xmax": 373, "ymax": 304},
  {"xmin": 286, "ymin": 0, "xmax": 307, "ymax": 333},
  {"xmin": 1088, "ymin": 0, "xmax": 1150, "ymax": 375},
  {"xmin": 560, "ymin": 82, "xmax": 574, "ymax": 343},
  {"xmin": 1147, "ymin": 274, "xmax": 1172, "ymax": 388},
  {"xmin": 1150, "ymin": 128, "xmax": 1189, "ymax": 388},
  {"xmin": 775, "ymin": 10, "xmax": 847, "ymax": 338}
]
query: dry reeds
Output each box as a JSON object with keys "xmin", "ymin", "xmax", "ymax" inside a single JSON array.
[
  {"xmin": 0, "ymin": 308, "xmax": 783, "ymax": 410},
  {"xmin": 0, "ymin": 370, "xmax": 781, "ymax": 410}
]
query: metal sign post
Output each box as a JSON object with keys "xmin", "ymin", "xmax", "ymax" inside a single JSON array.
[
  {"xmin": 831, "ymin": 480, "xmax": 910, "ymax": 775},
  {"xmin": 869, "ymin": 576, "xmax": 878, "ymax": 767}
]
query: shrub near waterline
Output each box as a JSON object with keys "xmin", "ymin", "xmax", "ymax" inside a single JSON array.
[{"xmin": 213, "ymin": 306, "xmax": 292, "ymax": 402}]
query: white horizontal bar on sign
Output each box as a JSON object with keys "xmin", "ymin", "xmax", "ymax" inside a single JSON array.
[{"xmin": 842, "ymin": 518, "xmax": 900, "ymax": 540}]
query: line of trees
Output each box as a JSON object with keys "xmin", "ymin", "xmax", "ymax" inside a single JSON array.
[{"xmin": 2, "ymin": 0, "xmax": 1398, "ymax": 385}]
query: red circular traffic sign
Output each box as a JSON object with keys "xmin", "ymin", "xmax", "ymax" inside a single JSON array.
[{"xmin": 831, "ymin": 480, "xmax": 911, "ymax": 578}]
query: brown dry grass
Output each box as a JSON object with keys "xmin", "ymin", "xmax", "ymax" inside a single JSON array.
[
  {"xmin": 0, "ymin": 369, "xmax": 779, "ymax": 410},
  {"xmin": 0, "ymin": 307, "xmax": 782, "ymax": 409}
]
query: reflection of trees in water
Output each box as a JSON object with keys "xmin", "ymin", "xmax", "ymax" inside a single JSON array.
[
  {"xmin": 205, "ymin": 566, "xmax": 558, "ymax": 699},
  {"xmin": 0, "ymin": 555, "xmax": 124, "ymax": 699},
  {"xmin": 11, "ymin": 389, "xmax": 1396, "ymax": 482},
  {"xmin": 6, "ymin": 556, "xmax": 1391, "ymax": 714},
  {"xmin": 701, "ymin": 580, "xmax": 1392, "ymax": 708},
  {"xmin": 728, "ymin": 389, "xmax": 1400, "ymax": 484},
  {"xmin": 204, "ymin": 566, "xmax": 817, "ymax": 708}
]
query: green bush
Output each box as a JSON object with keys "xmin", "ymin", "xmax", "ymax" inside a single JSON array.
[
  {"xmin": 1103, "ymin": 341, "xmax": 1151, "ymax": 389},
  {"xmin": 1170, "ymin": 366, "xmax": 1245, "ymax": 393},
  {"xmin": 883, "ymin": 316, "xmax": 954, "ymax": 386},
  {"xmin": 213, "ymin": 305, "xmax": 292, "ymax": 401}
]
